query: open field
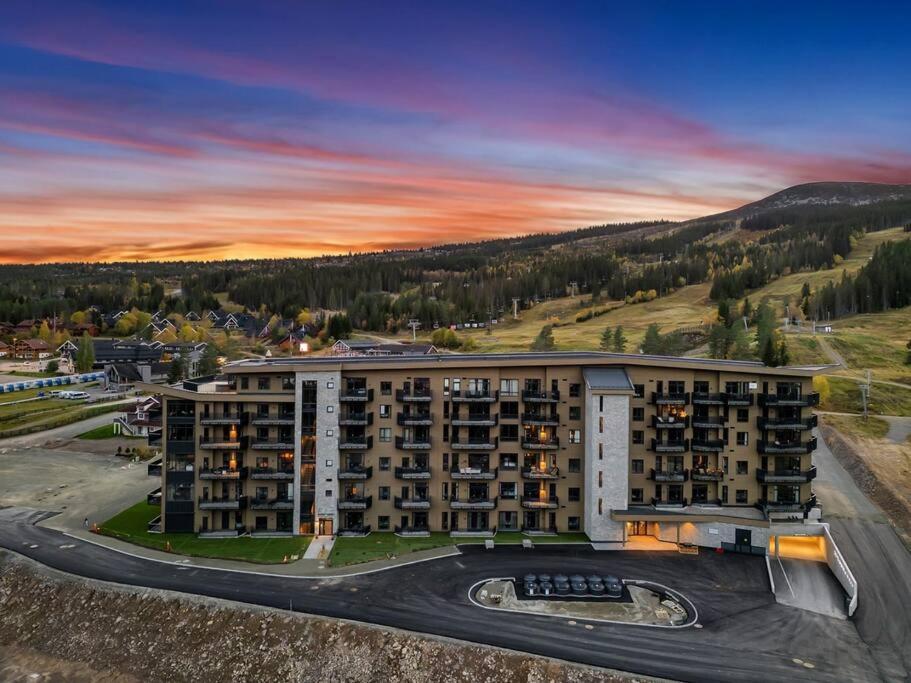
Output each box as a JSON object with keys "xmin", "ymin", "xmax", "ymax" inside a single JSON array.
[
  {"xmin": 100, "ymin": 500, "xmax": 311, "ymax": 563},
  {"xmin": 822, "ymin": 376, "xmax": 911, "ymax": 416},
  {"xmin": 820, "ymin": 414, "xmax": 890, "ymax": 439}
]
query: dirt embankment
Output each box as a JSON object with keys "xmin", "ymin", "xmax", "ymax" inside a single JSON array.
[
  {"xmin": 819, "ymin": 421, "xmax": 911, "ymax": 548},
  {"xmin": 0, "ymin": 553, "xmax": 643, "ymax": 683}
]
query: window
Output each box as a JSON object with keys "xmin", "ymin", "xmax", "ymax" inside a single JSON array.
[
  {"xmin": 379, "ymin": 457, "xmax": 390, "ymax": 471},
  {"xmin": 599, "ymin": 416, "xmax": 604, "ymax": 433},
  {"xmin": 379, "ymin": 428, "xmax": 391, "ymax": 442},
  {"xmin": 668, "ymin": 380, "xmax": 685, "ymax": 395},
  {"xmin": 379, "ymin": 486, "xmax": 390, "ymax": 500},
  {"xmin": 442, "ymin": 453, "xmax": 449, "ymax": 470},
  {"xmin": 598, "ymin": 498, "xmax": 603, "ymax": 514},
  {"xmin": 378, "ymin": 516, "xmax": 390, "ymax": 530},
  {"xmin": 240, "ymin": 376, "xmax": 249, "ymax": 390},
  {"xmin": 379, "ymin": 404, "xmax": 390, "ymax": 418},
  {"xmin": 500, "ymin": 423, "xmax": 518, "ymax": 441},
  {"xmin": 500, "ymin": 401, "xmax": 518, "ymax": 419},
  {"xmin": 441, "ymin": 511, "xmax": 449, "ymax": 530},
  {"xmin": 569, "ymin": 383, "xmax": 581, "ymax": 397},
  {"xmin": 736, "ymin": 431, "xmax": 749, "ymax": 446},
  {"xmin": 736, "ymin": 460, "xmax": 748, "ymax": 475},
  {"xmin": 721, "ymin": 485, "xmax": 729, "ymax": 503},
  {"xmin": 326, "ymin": 405, "xmax": 334, "ymax": 413},
  {"xmin": 568, "ymin": 458, "xmax": 581, "ymax": 473},
  {"xmin": 631, "ymin": 488, "xmax": 643, "ymax": 504},
  {"xmin": 324, "ymin": 489, "xmax": 333, "ymax": 498},
  {"xmin": 598, "ymin": 471, "xmax": 603, "ymax": 487},
  {"xmin": 569, "ymin": 406, "xmax": 581, "ymax": 420},
  {"xmin": 737, "ymin": 408, "xmax": 749, "ymax": 422},
  {"xmin": 258, "ymin": 377, "xmax": 270, "ymax": 391},
  {"xmin": 500, "ymin": 453, "xmax": 518, "ymax": 470},
  {"xmin": 631, "ymin": 459, "xmax": 644, "ymax": 474},
  {"xmin": 736, "ymin": 489, "xmax": 748, "ymax": 504},
  {"xmin": 568, "ymin": 487, "xmax": 580, "ymax": 502},
  {"xmin": 632, "ymin": 430, "xmax": 644, "ymax": 445},
  {"xmin": 380, "ymin": 381, "xmax": 391, "ymax": 395},
  {"xmin": 499, "ymin": 482, "xmax": 517, "ymax": 499},
  {"xmin": 722, "ymin": 456, "xmax": 729, "ymax": 474},
  {"xmin": 443, "ymin": 401, "xmax": 449, "ymax": 418},
  {"xmin": 500, "ymin": 378, "xmax": 518, "ymax": 397},
  {"xmin": 568, "ymin": 516, "xmax": 581, "ymax": 531},
  {"xmin": 633, "ymin": 384, "xmax": 645, "ymax": 398},
  {"xmin": 568, "ymin": 429, "xmax": 582, "ymax": 444},
  {"xmin": 632, "ymin": 407, "xmax": 644, "ymax": 421},
  {"xmin": 598, "ymin": 443, "xmax": 603, "ymax": 459},
  {"xmin": 282, "ymin": 376, "xmax": 294, "ymax": 391},
  {"xmin": 694, "ymin": 381, "xmax": 709, "ymax": 393}
]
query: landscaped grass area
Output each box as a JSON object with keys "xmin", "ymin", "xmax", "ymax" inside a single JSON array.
[
  {"xmin": 77, "ymin": 423, "xmax": 120, "ymax": 439},
  {"xmin": 99, "ymin": 501, "xmax": 311, "ymax": 564},
  {"xmin": 328, "ymin": 531, "xmax": 591, "ymax": 567},
  {"xmin": 821, "ymin": 414, "xmax": 890, "ymax": 439}
]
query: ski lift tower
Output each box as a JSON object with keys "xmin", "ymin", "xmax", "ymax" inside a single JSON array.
[
  {"xmin": 407, "ymin": 319, "xmax": 421, "ymax": 342},
  {"xmin": 512, "ymin": 297, "xmax": 520, "ymax": 319}
]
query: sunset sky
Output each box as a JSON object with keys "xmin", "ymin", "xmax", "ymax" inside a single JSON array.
[{"xmin": 1, "ymin": 1, "xmax": 909, "ymax": 263}]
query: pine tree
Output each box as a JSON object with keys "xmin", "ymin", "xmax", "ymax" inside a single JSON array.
[
  {"xmin": 530, "ymin": 325, "xmax": 555, "ymax": 351},
  {"xmin": 167, "ymin": 354, "xmax": 187, "ymax": 383},
  {"xmin": 613, "ymin": 325, "xmax": 627, "ymax": 352},
  {"xmin": 776, "ymin": 336, "xmax": 790, "ymax": 366},
  {"xmin": 75, "ymin": 332, "xmax": 94, "ymax": 372},
  {"xmin": 761, "ymin": 334, "xmax": 778, "ymax": 367},
  {"xmin": 197, "ymin": 344, "xmax": 219, "ymax": 377},
  {"xmin": 600, "ymin": 326, "xmax": 614, "ymax": 351},
  {"xmin": 641, "ymin": 323, "xmax": 663, "ymax": 355}
]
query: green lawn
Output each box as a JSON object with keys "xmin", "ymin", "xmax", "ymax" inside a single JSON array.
[
  {"xmin": 821, "ymin": 414, "xmax": 890, "ymax": 439},
  {"xmin": 822, "ymin": 376, "xmax": 911, "ymax": 417},
  {"xmin": 99, "ymin": 501, "xmax": 311, "ymax": 564},
  {"xmin": 77, "ymin": 423, "xmax": 119, "ymax": 439},
  {"xmin": 329, "ymin": 530, "xmax": 591, "ymax": 567}
]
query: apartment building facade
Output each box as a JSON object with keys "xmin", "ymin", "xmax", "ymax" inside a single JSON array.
[{"xmin": 146, "ymin": 352, "xmax": 821, "ymax": 551}]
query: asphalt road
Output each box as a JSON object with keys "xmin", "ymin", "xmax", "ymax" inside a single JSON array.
[{"xmin": 0, "ymin": 514, "xmax": 878, "ymax": 683}]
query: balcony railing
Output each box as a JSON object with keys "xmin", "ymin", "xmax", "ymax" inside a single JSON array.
[
  {"xmin": 758, "ymin": 392, "xmax": 820, "ymax": 408},
  {"xmin": 198, "ymin": 467, "xmax": 246, "ymax": 480},
  {"xmin": 520, "ymin": 496, "xmax": 559, "ymax": 509},
  {"xmin": 690, "ymin": 469, "xmax": 724, "ymax": 481},
  {"xmin": 521, "ymin": 466, "xmax": 560, "ymax": 480},
  {"xmin": 338, "ymin": 525, "xmax": 372, "ymax": 536},
  {"xmin": 757, "ymin": 494, "xmax": 817, "ymax": 514},
  {"xmin": 394, "ymin": 525, "xmax": 430, "ymax": 536},
  {"xmin": 521, "ymin": 390, "xmax": 560, "ymax": 403},
  {"xmin": 200, "ymin": 413, "xmax": 243, "ymax": 425},
  {"xmin": 249, "ymin": 467, "xmax": 295, "ymax": 480},
  {"xmin": 339, "ymin": 436, "xmax": 374, "ymax": 450},
  {"xmin": 691, "ymin": 438, "xmax": 725, "ymax": 452},
  {"xmin": 521, "ymin": 437, "xmax": 560, "ymax": 450},
  {"xmin": 396, "ymin": 388, "xmax": 432, "ymax": 402},
  {"xmin": 650, "ymin": 438, "xmax": 689, "ymax": 453},
  {"xmin": 451, "ymin": 389, "xmax": 498, "ymax": 403},
  {"xmin": 450, "ymin": 466, "xmax": 498, "ymax": 480},
  {"xmin": 198, "ymin": 439, "xmax": 243, "ymax": 450},
  {"xmin": 449, "ymin": 496, "xmax": 497, "ymax": 510},
  {"xmin": 651, "ymin": 392, "xmax": 689, "ymax": 405},
  {"xmin": 146, "ymin": 487, "xmax": 161, "ymax": 505},
  {"xmin": 397, "ymin": 412, "xmax": 433, "ymax": 426},
  {"xmin": 651, "ymin": 497, "xmax": 688, "ymax": 508},
  {"xmin": 758, "ymin": 437, "xmax": 817, "ymax": 454},
  {"xmin": 249, "ymin": 497, "xmax": 294, "ymax": 510},
  {"xmin": 395, "ymin": 435, "xmax": 432, "ymax": 450},
  {"xmin": 756, "ymin": 467, "xmax": 817, "ymax": 484},
  {"xmin": 249, "ymin": 414, "xmax": 296, "ymax": 426},
  {"xmin": 337, "ymin": 495, "xmax": 373, "ymax": 510},
  {"xmin": 520, "ymin": 412, "xmax": 559, "ymax": 426},
  {"xmin": 723, "ymin": 392, "xmax": 754, "ymax": 406},
  {"xmin": 339, "ymin": 387, "xmax": 373, "ymax": 402},
  {"xmin": 691, "ymin": 392, "xmax": 725, "ymax": 405},
  {"xmin": 339, "ymin": 412, "xmax": 374, "ymax": 426},
  {"xmin": 650, "ymin": 468, "xmax": 688, "ymax": 483},
  {"xmin": 198, "ymin": 496, "xmax": 246, "ymax": 510},
  {"xmin": 337, "ymin": 466, "xmax": 373, "ymax": 480},
  {"xmin": 691, "ymin": 415, "xmax": 726, "ymax": 429},
  {"xmin": 394, "ymin": 496, "xmax": 431, "ymax": 510},
  {"xmin": 757, "ymin": 415, "xmax": 818, "ymax": 431},
  {"xmin": 652, "ymin": 415, "xmax": 689, "ymax": 429},
  {"xmin": 451, "ymin": 413, "xmax": 498, "ymax": 427},
  {"xmin": 450, "ymin": 436, "xmax": 499, "ymax": 450},
  {"xmin": 250, "ymin": 440, "xmax": 295, "ymax": 450},
  {"xmin": 395, "ymin": 466, "xmax": 432, "ymax": 480}
]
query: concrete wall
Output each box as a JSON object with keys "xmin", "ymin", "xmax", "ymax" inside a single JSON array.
[
  {"xmin": 823, "ymin": 525, "xmax": 858, "ymax": 616},
  {"xmin": 584, "ymin": 392, "xmax": 629, "ymax": 542}
]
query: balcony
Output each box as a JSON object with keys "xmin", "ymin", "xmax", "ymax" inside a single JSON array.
[
  {"xmin": 394, "ymin": 525, "xmax": 430, "ymax": 537},
  {"xmin": 337, "ymin": 495, "xmax": 372, "ymax": 510},
  {"xmin": 652, "ymin": 415, "xmax": 689, "ymax": 430},
  {"xmin": 251, "ymin": 440, "xmax": 296, "ymax": 451},
  {"xmin": 650, "ymin": 438, "xmax": 689, "ymax": 453},
  {"xmin": 339, "ymin": 412, "xmax": 374, "ymax": 427},
  {"xmin": 692, "ymin": 392, "xmax": 725, "ymax": 405},
  {"xmin": 723, "ymin": 392, "xmax": 754, "ymax": 406},
  {"xmin": 690, "ymin": 469, "xmax": 724, "ymax": 482},
  {"xmin": 451, "ymin": 436, "xmax": 499, "ymax": 450},
  {"xmin": 758, "ymin": 392, "xmax": 820, "ymax": 408},
  {"xmin": 395, "ymin": 466, "xmax": 432, "ymax": 480},
  {"xmin": 395, "ymin": 435, "xmax": 432, "ymax": 450},
  {"xmin": 451, "ymin": 413, "xmax": 498, "ymax": 427},
  {"xmin": 520, "ymin": 412, "xmax": 559, "ymax": 426},
  {"xmin": 756, "ymin": 467, "xmax": 817, "ymax": 484},
  {"xmin": 450, "ymin": 496, "xmax": 497, "ymax": 510},
  {"xmin": 338, "ymin": 525, "xmax": 371, "ymax": 536},
  {"xmin": 200, "ymin": 413, "xmax": 243, "ymax": 426},
  {"xmin": 691, "ymin": 439, "xmax": 725, "ymax": 453},
  {"xmin": 520, "ymin": 496, "xmax": 560, "ymax": 509},
  {"xmin": 651, "ymin": 392, "xmax": 689, "ymax": 406},
  {"xmin": 521, "ymin": 466, "xmax": 560, "ymax": 480},
  {"xmin": 650, "ymin": 468, "xmax": 688, "ymax": 483},
  {"xmin": 249, "ymin": 467, "xmax": 295, "ymax": 480},
  {"xmin": 522, "ymin": 390, "xmax": 560, "ymax": 403},
  {"xmin": 339, "ymin": 388, "xmax": 373, "ymax": 402},
  {"xmin": 198, "ymin": 439, "xmax": 242, "ymax": 450},
  {"xmin": 397, "ymin": 412, "xmax": 433, "ymax": 426},
  {"xmin": 337, "ymin": 465, "xmax": 373, "ymax": 480},
  {"xmin": 396, "ymin": 388, "xmax": 432, "ymax": 402},
  {"xmin": 147, "ymin": 459, "xmax": 162, "ymax": 477},
  {"xmin": 451, "ymin": 389, "xmax": 498, "ymax": 403},
  {"xmin": 651, "ymin": 497, "xmax": 688, "ymax": 509},
  {"xmin": 758, "ymin": 437, "xmax": 817, "ymax": 454},
  {"xmin": 339, "ymin": 436, "xmax": 374, "ymax": 450},
  {"xmin": 758, "ymin": 495, "xmax": 817, "ymax": 515},
  {"xmin": 249, "ymin": 497, "xmax": 294, "ymax": 511},
  {"xmin": 146, "ymin": 487, "xmax": 161, "ymax": 505},
  {"xmin": 450, "ymin": 466, "xmax": 498, "ymax": 480},
  {"xmin": 198, "ymin": 467, "xmax": 246, "ymax": 480},
  {"xmin": 198, "ymin": 496, "xmax": 246, "ymax": 510},
  {"xmin": 691, "ymin": 415, "xmax": 726, "ymax": 429},
  {"xmin": 394, "ymin": 496, "xmax": 431, "ymax": 510},
  {"xmin": 521, "ymin": 436, "xmax": 560, "ymax": 450},
  {"xmin": 450, "ymin": 527, "xmax": 496, "ymax": 538},
  {"xmin": 250, "ymin": 414, "xmax": 296, "ymax": 426},
  {"xmin": 757, "ymin": 415, "xmax": 818, "ymax": 431}
]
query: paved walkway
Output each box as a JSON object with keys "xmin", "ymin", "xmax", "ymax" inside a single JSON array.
[{"xmin": 302, "ymin": 535, "xmax": 334, "ymax": 561}]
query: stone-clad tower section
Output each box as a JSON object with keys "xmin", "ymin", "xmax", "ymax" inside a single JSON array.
[{"xmin": 294, "ymin": 370, "xmax": 340, "ymax": 535}]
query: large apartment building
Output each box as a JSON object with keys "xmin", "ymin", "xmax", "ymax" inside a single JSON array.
[{"xmin": 145, "ymin": 352, "xmax": 822, "ymax": 551}]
